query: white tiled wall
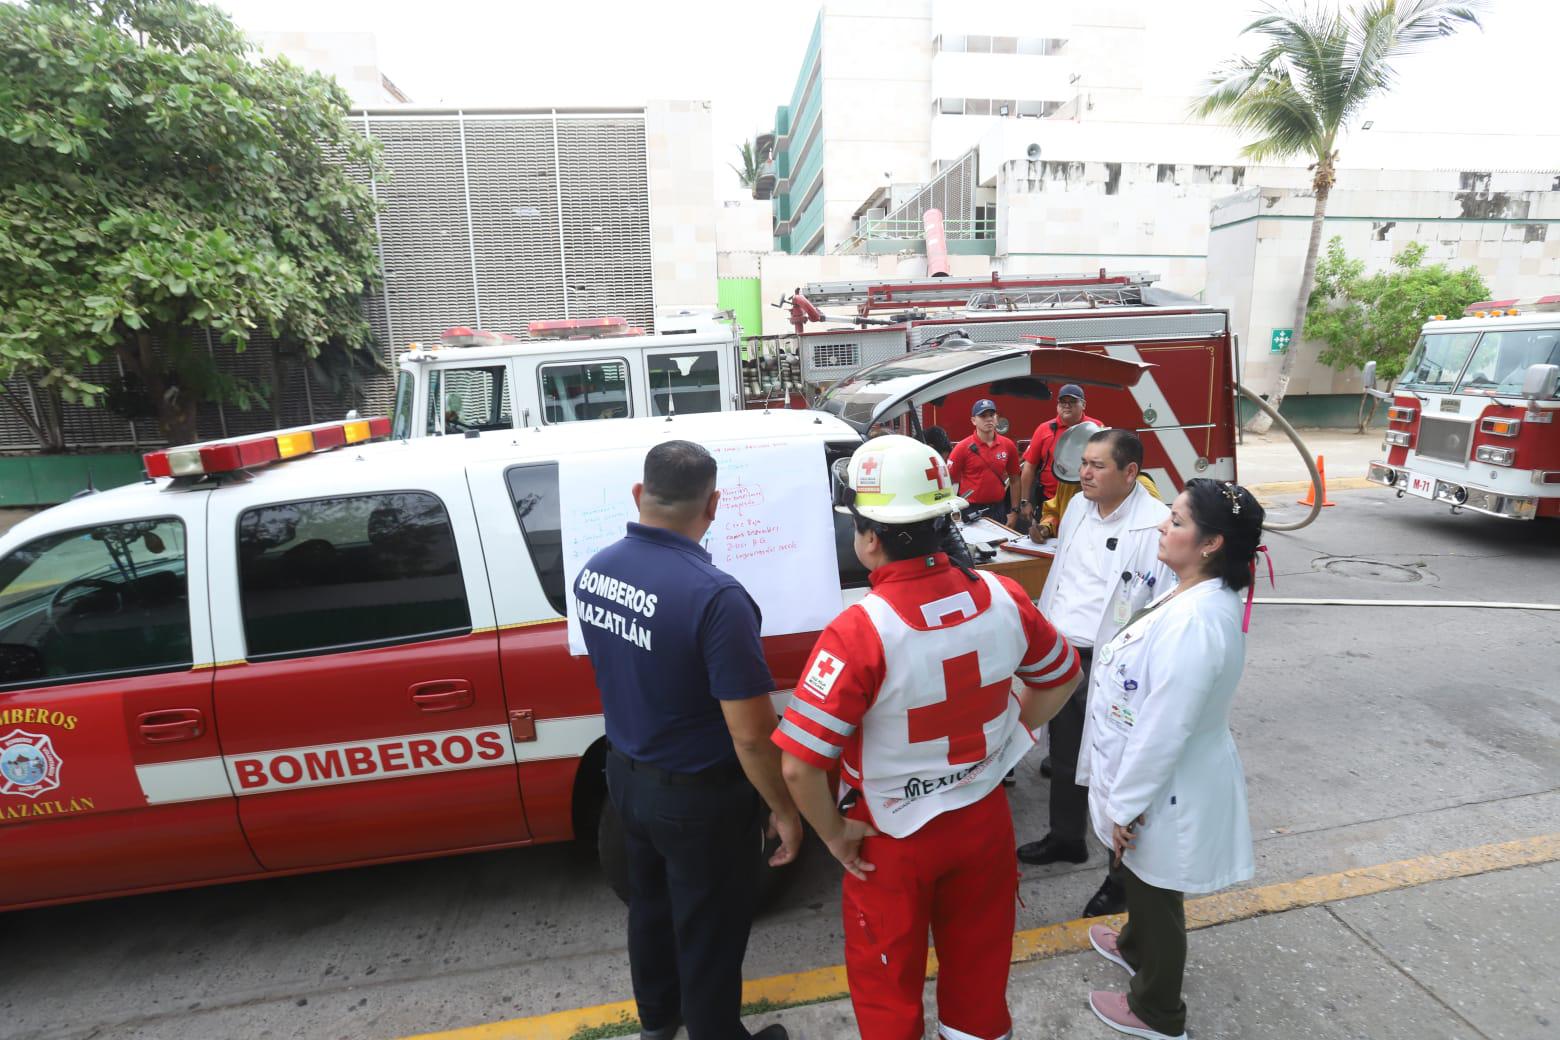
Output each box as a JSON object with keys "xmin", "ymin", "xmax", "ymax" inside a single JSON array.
[{"xmin": 646, "ymin": 100, "xmax": 719, "ymax": 309}]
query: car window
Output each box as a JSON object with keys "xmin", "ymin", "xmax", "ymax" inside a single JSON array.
[
  {"xmin": 437, "ymin": 365, "xmax": 513, "ymax": 432},
  {"xmin": 825, "ymin": 442, "xmax": 870, "ymax": 588},
  {"xmin": 0, "ymin": 519, "xmax": 191, "ymax": 690},
  {"xmin": 540, "ymin": 359, "xmax": 631, "ymax": 423},
  {"xmin": 1455, "ymin": 329, "xmax": 1560, "ymax": 396},
  {"xmin": 504, "ymin": 464, "xmax": 565, "ymax": 616},
  {"xmin": 648, "ymin": 351, "xmax": 722, "ymax": 416},
  {"xmin": 237, "ymin": 492, "xmax": 470, "ymax": 660}
]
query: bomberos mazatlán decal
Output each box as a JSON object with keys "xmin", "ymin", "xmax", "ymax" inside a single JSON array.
[{"xmin": 1, "ymin": 709, "xmax": 96, "ymax": 822}]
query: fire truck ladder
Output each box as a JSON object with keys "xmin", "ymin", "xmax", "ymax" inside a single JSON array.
[{"xmin": 794, "ymin": 270, "xmax": 1161, "ymax": 319}]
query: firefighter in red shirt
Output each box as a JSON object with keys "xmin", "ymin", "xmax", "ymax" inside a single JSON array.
[
  {"xmin": 1018, "ymin": 384, "xmax": 1102, "ymax": 539},
  {"xmin": 774, "ymin": 435, "xmax": 1083, "ymax": 1040},
  {"xmin": 947, "ymin": 399, "xmax": 1021, "ymax": 526}
]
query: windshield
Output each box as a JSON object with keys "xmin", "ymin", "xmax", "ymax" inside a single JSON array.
[
  {"xmin": 391, "ymin": 370, "xmax": 414, "ymax": 439},
  {"xmin": 1398, "ymin": 331, "xmax": 1479, "ymax": 392},
  {"xmin": 1455, "ymin": 328, "xmax": 1560, "ymax": 397}
]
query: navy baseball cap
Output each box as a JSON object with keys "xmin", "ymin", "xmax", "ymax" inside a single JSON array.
[
  {"xmin": 971, "ymin": 398, "xmax": 998, "ymax": 416},
  {"xmin": 1057, "ymin": 383, "xmax": 1085, "ymax": 401}
]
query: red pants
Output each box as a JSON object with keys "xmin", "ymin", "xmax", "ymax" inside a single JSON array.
[{"xmin": 842, "ymin": 786, "xmax": 1017, "ymax": 1040}]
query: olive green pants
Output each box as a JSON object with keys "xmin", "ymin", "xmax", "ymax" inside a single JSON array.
[{"xmin": 1111, "ymin": 862, "xmax": 1187, "ymax": 1036}]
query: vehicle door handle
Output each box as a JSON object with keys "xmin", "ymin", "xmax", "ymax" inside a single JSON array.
[
  {"xmin": 409, "ymin": 680, "xmax": 474, "ymax": 713},
  {"xmin": 138, "ymin": 709, "xmax": 205, "ymax": 744}
]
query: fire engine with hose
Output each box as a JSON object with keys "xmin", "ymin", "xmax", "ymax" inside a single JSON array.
[
  {"xmin": 778, "ymin": 266, "xmax": 1326, "ymax": 532},
  {"xmin": 1363, "ymin": 295, "xmax": 1560, "ymax": 520}
]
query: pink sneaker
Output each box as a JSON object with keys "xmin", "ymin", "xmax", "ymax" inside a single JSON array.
[
  {"xmin": 1087, "ymin": 991, "xmax": 1186, "ymax": 1040},
  {"xmin": 1088, "ymin": 924, "xmax": 1135, "ymax": 975}
]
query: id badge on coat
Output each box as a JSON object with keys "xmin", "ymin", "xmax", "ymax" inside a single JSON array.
[{"xmin": 1112, "ymin": 581, "xmax": 1133, "ymax": 627}]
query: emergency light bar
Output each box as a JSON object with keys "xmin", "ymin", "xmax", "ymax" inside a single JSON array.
[
  {"xmin": 1463, "ymin": 294, "xmax": 1560, "ymax": 316},
  {"xmin": 527, "ymin": 316, "xmax": 644, "ymax": 340},
  {"xmin": 143, "ymin": 417, "xmax": 391, "ymax": 480},
  {"xmin": 440, "ymin": 326, "xmax": 519, "ymax": 347}
]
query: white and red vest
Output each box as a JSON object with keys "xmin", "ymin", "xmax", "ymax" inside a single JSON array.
[{"xmin": 774, "ymin": 557, "xmax": 1079, "ymax": 838}]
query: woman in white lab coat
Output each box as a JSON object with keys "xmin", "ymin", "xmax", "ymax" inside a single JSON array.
[{"xmin": 1078, "ymin": 478, "xmax": 1268, "ymax": 1040}]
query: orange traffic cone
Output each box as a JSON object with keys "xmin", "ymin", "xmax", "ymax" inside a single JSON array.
[{"xmin": 1298, "ymin": 454, "xmax": 1337, "ymax": 507}]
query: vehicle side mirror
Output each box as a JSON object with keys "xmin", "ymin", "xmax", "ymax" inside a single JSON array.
[
  {"xmin": 1362, "ymin": 361, "xmax": 1377, "ymax": 389},
  {"xmin": 1521, "ymin": 363, "xmax": 1559, "ymax": 401}
]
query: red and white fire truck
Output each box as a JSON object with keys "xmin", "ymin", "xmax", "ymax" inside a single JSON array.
[
  {"xmin": 0, "ymin": 339, "xmax": 1153, "ymax": 911},
  {"xmin": 1365, "ymin": 296, "xmax": 1560, "ymax": 519},
  {"xmin": 784, "ymin": 270, "xmax": 1241, "ymax": 495}
]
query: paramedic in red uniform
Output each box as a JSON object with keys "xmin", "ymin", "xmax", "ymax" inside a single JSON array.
[
  {"xmin": 947, "ymin": 399, "xmax": 1020, "ymax": 526},
  {"xmin": 1018, "ymin": 384, "xmax": 1101, "ymax": 539},
  {"xmin": 773, "ymin": 435, "xmax": 1083, "ymax": 1040}
]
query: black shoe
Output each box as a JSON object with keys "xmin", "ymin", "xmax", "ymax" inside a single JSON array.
[
  {"xmin": 1083, "ymin": 875, "xmax": 1127, "ymax": 917},
  {"xmin": 1002, "ymin": 768, "xmax": 1017, "ymax": 788},
  {"xmin": 751, "ymin": 1025, "xmax": 789, "ymax": 1040},
  {"xmin": 640, "ymin": 1016, "xmax": 681, "ymax": 1040},
  {"xmin": 1016, "ymin": 834, "xmax": 1089, "ymax": 865},
  {"xmin": 1039, "ymin": 755, "xmax": 1054, "ymax": 779}
]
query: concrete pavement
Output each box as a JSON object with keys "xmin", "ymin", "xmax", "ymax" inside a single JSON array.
[
  {"xmin": 1235, "ymin": 426, "xmax": 1382, "ymax": 490},
  {"xmin": 718, "ymin": 855, "xmax": 1560, "ymax": 1040}
]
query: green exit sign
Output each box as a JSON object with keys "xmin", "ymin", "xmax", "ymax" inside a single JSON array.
[{"xmin": 1271, "ymin": 328, "xmax": 1293, "ymax": 353}]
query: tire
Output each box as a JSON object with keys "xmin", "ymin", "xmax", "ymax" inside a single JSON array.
[{"xmin": 596, "ymin": 794, "xmax": 795, "ymax": 910}]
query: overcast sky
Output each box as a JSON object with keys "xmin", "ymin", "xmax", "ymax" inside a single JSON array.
[{"xmin": 216, "ymin": 0, "xmax": 1556, "ymax": 198}]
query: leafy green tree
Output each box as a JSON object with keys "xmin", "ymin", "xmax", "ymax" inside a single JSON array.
[
  {"xmin": 1305, "ymin": 237, "xmax": 1488, "ymax": 429},
  {"xmin": 0, "ymin": 0, "xmax": 384, "ymax": 447},
  {"xmin": 1194, "ymin": 0, "xmax": 1482, "ymax": 432}
]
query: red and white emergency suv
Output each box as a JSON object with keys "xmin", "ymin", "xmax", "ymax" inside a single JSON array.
[
  {"xmin": 0, "ymin": 341, "xmax": 1148, "ymax": 911},
  {"xmin": 787, "ymin": 270, "xmax": 1241, "ymax": 494},
  {"xmin": 1365, "ymin": 297, "xmax": 1560, "ymax": 519},
  {"xmin": 392, "ymin": 308, "xmax": 805, "ymax": 440}
]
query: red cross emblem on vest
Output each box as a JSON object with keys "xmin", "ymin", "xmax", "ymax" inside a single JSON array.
[{"xmin": 907, "ymin": 651, "xmax": 1009, "ymax": 765}]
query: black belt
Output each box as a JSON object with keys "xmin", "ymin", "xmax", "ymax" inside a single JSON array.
[{"xmin": 611, "ymin": 750, "xmax": 744, "ymax": 788}]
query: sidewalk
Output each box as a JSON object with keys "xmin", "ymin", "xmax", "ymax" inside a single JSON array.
[
  {"xmin": 406, "ymin": 834, "xmax": 1559, "ymax": 1040},
  {"xmin": 734, "ymin": 855, "xmax": 1557, "ymax": 1040},
  {"xmin": 1236, "ymin": 427, "xmax": 1381, "ymax": 491}
]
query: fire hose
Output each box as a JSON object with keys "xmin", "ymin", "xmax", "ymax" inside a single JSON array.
[{"xmin": 1237, "ymin": 382, "xmax": 1324, "ymax": 533}]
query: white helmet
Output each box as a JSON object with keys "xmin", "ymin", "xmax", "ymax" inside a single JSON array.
[{"xmin": 839, "ymin": 434, "xmax": 966, "ymax": 523}]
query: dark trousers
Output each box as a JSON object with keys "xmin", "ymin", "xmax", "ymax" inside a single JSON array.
[
  {"xmin": 606, "ymin": 752, "xmax": 762, "ymax": 1040},
  {"xmin": 1112, "ymin": 861, "xmax": 1188, "ymax": 1036},
  {"xmin": 1048, "ymin": 648, "xmax": 1092, "ymax": 841}
]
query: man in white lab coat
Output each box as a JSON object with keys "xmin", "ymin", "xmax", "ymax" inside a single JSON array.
[{"xmin": 1016, "ymin": 429, "xmax": 1172, "ymax": 918}]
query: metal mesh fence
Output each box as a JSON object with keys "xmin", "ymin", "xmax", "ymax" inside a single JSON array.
[{"xmin": 3, "ymin": 109, "xmax": 653, "ymax": 451}]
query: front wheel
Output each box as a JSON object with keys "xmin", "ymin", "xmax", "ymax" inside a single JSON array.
[{"xmin": 596, "ymin": 794, "xmax": 794, "ymax": 910}]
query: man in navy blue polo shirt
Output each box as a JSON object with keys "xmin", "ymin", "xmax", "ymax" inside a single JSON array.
[{"xmin": 579, "ymin": 439, "xmax": 800, "ymax": 1040}]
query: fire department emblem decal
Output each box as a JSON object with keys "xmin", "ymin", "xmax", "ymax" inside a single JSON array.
[{"xmin": 0, "ymin": 730, "xmax": 63, "ymax": 799}]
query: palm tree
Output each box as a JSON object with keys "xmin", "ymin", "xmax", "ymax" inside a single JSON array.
[
  {"xmin": 1195, "ymin": 0, "xmax": 1482, "ymax": 432},
  {"xmin": 730, "ymin": 139, "xmax": 763, "ymax": 189}
]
